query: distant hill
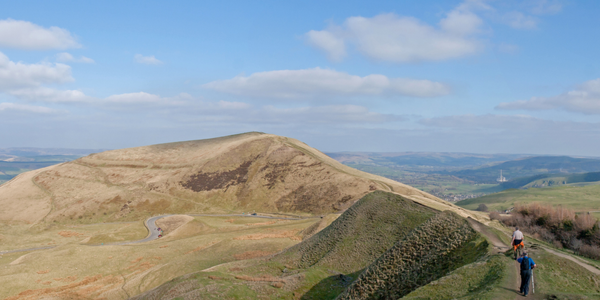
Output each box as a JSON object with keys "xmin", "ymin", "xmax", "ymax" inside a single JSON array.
[
  {"xmin": 499, "ymin": 171, "xmax": 600, "ymax": 190},
  {"xmin": 0, "ymin": 147, "xmax": 107, "ymax": 157},
  {"xmin": 0, "ymin": 155, "xmax": 85, "ymax": 184},
  {"xmin": 444, "ymin": 156, "xmax": 600, "ymax": 183},
  {"xmin": 0, "ymin": 133, "xmax": 457, "ymax": 225},
  {"xmin": 456, "ymin": 183, "xmax": 600, "ymax": 214},
  {"xmin": 0, "ymin": 148, "xmax": 106, "ymax": 184},
  {"xmin": 326, "ymin": 152, "xmax": 526, "ymax": 170}
]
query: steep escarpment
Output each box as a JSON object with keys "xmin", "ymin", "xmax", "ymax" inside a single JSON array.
[
  {"xmin": 274, "ymin": 191, "xmax": 436, "ymax": 273},
  {"xmin": 0, "ymin": 132, "xmax": 452, "ymax": 225},
  {"xmin": 336, "ymin": 211, "xmax": 487, "ymax": 300}
]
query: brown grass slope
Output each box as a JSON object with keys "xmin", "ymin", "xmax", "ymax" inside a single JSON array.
[
  {"xmin": 0, "ymin": 132, "xmax": 467, "ymax": 225},
  {"xmin": 337, "ymin": 211, "xmax": 487, "ymax": 300}
]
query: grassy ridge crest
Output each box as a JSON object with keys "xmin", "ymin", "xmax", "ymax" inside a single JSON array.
[{"xmin": 337, "ymin": 211, "xmax": 487, "ymax": 299}]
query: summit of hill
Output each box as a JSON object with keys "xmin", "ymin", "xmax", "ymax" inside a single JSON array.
[{"xmin": 0, "ymin": 132, "xmax": 466, "ymax": 225}]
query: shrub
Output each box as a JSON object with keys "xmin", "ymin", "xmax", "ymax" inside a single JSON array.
[
  {"xmin": 552, "ymin": 240, "xmax": 563, "ymax": 249},
  {"xmin": 570, "ymin": 237, "xmax": 582, "ymax": 250},
  {"xmin": 575, "ymin": 213, "xmax": 597, "ymax": 232},
  {"xmin": 489, "ymin": 211, "xmax": 501, "ymax": 221},
  {"xmin": 477, "ymin": 204, "xmax": 489, "ymax": 212},
  {"xmin": 579, "ymin": 244, "xmax": 600, "ymax": 260}
]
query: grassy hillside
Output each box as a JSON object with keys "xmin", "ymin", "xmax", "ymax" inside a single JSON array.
[
  {"xmin": 130, "ymin": 192, "xmax": 504, "ymax": 300},
  {"xmin": 0, "ymin": 132, "xmax": 465, "ymax": 226},
  {"xmin": 456, "ymin": 184, "xmax": 600, "ymax": 214},
  {"xmin": 273, "ymin": 191, "xmax": 436, "ymax": 273},
  {"xmin": 0, "ymin": 156, "xmax": 82, "ymax": 184},
  {"xmin": 0, "ymin": 215, "xmax": 316, "ymax": 300},
  {"xmin": 131, "ymin": 191, "xmax": 439, "ymax": 299},
  {"xmin": 337, "ymin": 211, "xmax": 487, "ymax": 299},
  {"xmin": 498, "ymin": 171, "xmax": 600, "ymax": 190}
]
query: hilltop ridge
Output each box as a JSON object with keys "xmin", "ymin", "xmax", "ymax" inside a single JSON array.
[{"xmin": 0, "ymin": 132, "xmax": 471, "ymax": 225}]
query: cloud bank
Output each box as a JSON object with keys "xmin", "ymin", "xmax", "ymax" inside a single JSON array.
[
  {"xmin": 496, "ymin": 79, "xmax": 600, "ymax": 114},
  {"xmin": 0, "ymin": 19, "xmax": 80, "ymax": 50},
  {"xmin": 203, "ymin": 68, "xmax": 450, "ymax": 98}
]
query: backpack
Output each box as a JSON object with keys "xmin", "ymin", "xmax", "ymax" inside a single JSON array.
[{"xmin": 520, "ymin": 257, "xmax": 531, "ymax": 271}]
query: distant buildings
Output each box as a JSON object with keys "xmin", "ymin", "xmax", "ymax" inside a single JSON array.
[{"xmin": 497, "ymin": 169, "xmax": 508, "ymax": 182}]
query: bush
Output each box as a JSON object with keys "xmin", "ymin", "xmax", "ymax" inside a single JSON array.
[
  {"xmin": 552, "ymin": 240, "xmax": 563, "ymax": 249},
  {"xmin": 579, "ymin": 244, "xmax": 600, "ymax": 260},
  {"xmin": 477, "ymin": 204, "xmax": 489, "ymax": 212},
  {"xmin": 489, "ymin": 211, "xmax": 501, "ymax": 221}
]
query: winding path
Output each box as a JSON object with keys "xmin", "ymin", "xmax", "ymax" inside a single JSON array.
[
  {"xmin": 467, "ymin": 217, "xmax": 600, "ymax": 298},
  {"xmin": 93, "ymin": 213, "xmax": 309, "ymax": 246},
  {"xmin": 1, "ymin": 213, "xmax": 310, "ymax": 254}
]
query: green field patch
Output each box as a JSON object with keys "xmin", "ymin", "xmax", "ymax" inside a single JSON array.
[{"xmin": 457, "ymin": 184, "xmax": 600, "ymax": 213}]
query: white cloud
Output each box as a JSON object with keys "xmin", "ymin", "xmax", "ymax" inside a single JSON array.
[
  {"xmin": 256, "ymin": 105, "xmax": 402, "ymax": 124},
  {"xmin": 305, "ymin": 1, "xmax": 486, "ymax": 63},
  {"xmin": 419, "ymin": 114, "xmax": 600, "ymax": 136},
  {"xmin": 503, "ymin": 11, "xmax": 538, "ymax": 29},
  {"xmin": 496, "ymin": 79, "xmax": 600, "ymax": 114},
  {"xmin": 56, "ymin": 52, "xmax": 95, "ymax": 64},
  {"xmin": 202, "ymin": 68, "xmax": 450, "ymax": 98},
  {"xmin": 305, "ymin": 29, "xmax": 346, "ymax": 61},
  {"xmin": 0, "ymin": 51, "xmax": 73, "ymax": 91},
  {"xmin": 8, "ymin": 87, "xmax": 89, "ymax": 103},
  {"xmin": 104, "ymin": 92, "xmax": 190, "ymax": 106},
  {"xmin": 0, "ymin": 102, "xmax": 60, "ymax": 114},
  {"xmin": 134, "ymin": 54, "xmax": 162, "ymax": 65},
  {"xmin": 0, "ymin": 19, "xmax": 80, "ymax": 50}
]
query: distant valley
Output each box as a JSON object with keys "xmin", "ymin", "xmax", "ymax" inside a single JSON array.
[
  {"xmin": 327, "ymin": 152, "xmax": 600, "ymax": 201},
  {"xmin": 0, "ymin": 148, "xmax": 106, "ymax": 185}
]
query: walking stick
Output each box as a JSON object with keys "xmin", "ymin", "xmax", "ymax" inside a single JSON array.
[{"xmin": 531, "ymin": 269, "xmax": 535, "ymax": 294}]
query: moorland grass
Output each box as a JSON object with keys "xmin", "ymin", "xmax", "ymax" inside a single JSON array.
[
  {"xmin": 0, "ymin": 216, "xmax": 316, "ymax": 300},
  {"xmin": 402, "ymin": 254, "xmax": 509, "ymax": 300},
  {"xmin": 457, "ymin": 184, "xmax": 600, "ymax": 213}
]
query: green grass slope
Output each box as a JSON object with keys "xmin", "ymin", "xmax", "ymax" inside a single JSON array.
[
  {"xmin": 336, "ymin": 211, "xmax": 488, "ymax": 299},
  {"xmin": 273, "ymin": 190, "xmax": 436, "ymax": 274},
  {"xmin": 130, "ymin": 191, "xmax": 439, "ymax": 299},
  {"xmin": 131, "ymin": 192, "xmax": 494, "ymax": 300},
  {"xmin": 456, "ymin": 184, "xmax": 600, "ymax": 213},
  {"xmin": 498, "ymin": 171, "xmax": 600, "ymax": 190}
]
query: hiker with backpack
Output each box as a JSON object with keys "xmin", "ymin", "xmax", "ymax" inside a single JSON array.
[
  {"xmin": 517, "ymin": 251, "xmax": 536, "ymax": 297},
  {"xmin": 512, "ymin": 227, "xmax": 525, "ymax": 259}
]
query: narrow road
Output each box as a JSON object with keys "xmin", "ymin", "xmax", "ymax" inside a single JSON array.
[
  {"xmin": 104, "ymin": 213, "xmax": 309, "ymax": 246},
  {"xmin": 0, "ymin": 246, "xmax": 56, "ymax": 255},
  {"xmin": 2, "ymin": 213, "xmax": 312, "ymax": 254}
]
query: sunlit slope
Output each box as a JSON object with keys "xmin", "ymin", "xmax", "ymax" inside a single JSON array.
[
  {"xmin": 337, "ymin": 211, "xmax": 487, "ymax": 299},
  {"xmin": 456, "ymin": 184, "xmax": 600, "ymax": 213},
  {"xmin": 0, "ymin": 132, "xmax": 472, "ymax": 225},
  {"xmin": 131, "ymin": 191, "xmax": 487, "ymax": 300}
]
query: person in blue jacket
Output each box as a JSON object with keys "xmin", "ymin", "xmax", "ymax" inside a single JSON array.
[{"xmin": 517, "ymin": 251, "xmax": 537, "ymax": 296}]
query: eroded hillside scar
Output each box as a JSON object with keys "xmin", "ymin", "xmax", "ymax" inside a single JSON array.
[{"xmin": 180, "ymin": 158, "xmax": 255, "ymax": 192}]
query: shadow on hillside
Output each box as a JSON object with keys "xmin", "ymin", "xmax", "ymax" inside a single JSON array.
[{"xmin": 301, "ymin": 269, "xmax": 363, "ymax": 300}]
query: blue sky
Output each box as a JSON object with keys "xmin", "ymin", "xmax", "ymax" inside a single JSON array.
[{"xmin": 0, "ymin": 0, "xmax": 599, "ymax": 156}]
